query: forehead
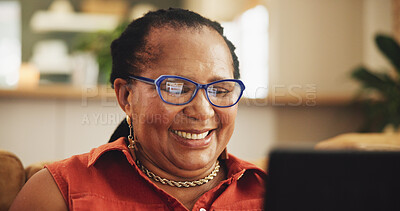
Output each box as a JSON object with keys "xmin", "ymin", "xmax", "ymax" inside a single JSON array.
[{"xmin": 142, "ymin": 26, "xmax": 234, "ymax": 81}]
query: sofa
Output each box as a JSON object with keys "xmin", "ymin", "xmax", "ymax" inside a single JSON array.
[
  {"xmin": 0, "ymin": 150, "xmax": 51, "ymax": 211},
  {"xmin": 0, "ymin": 150, "xmax": 25, "ymax": 211}
]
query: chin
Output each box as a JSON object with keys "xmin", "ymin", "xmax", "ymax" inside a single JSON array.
[{"xmin": 173, "ymin": 150, "xmax": 217, "ymax": 170}]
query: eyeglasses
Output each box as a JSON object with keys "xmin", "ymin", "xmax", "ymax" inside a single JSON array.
[{"xmin": 128, "ymin": 75, "xmax": 245, "ymax": 108}]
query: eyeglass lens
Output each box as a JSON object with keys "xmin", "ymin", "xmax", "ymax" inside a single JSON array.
[{"xmin": 159, "ymin": 77, "xmax": 242, "ymax": 106}]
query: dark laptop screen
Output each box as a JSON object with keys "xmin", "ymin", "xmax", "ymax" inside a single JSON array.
[{"xmin": 265, "ymin": 149, "xmax": 400, "ymax": 211}]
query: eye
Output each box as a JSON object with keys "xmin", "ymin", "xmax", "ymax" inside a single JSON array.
[
  {"xmin": 208, "ymin": 86, "xmax": 232, "ymax": 97},
  {"xmin": 160, "ymin": 82, "xmax": 193, "ymax": 96}
]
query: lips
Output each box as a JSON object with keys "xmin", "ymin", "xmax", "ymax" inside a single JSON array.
[{"xmin": 170, "ymin": 129, "xmax": 210, "ymax": 140}]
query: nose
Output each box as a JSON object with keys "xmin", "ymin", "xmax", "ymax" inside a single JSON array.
[{"xmin": 183, "ymin": 89, "xmax": 215, "ymax": 121}]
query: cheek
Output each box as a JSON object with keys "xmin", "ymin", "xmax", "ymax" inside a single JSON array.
[
  {"xmin": 220, "ymin": 107, "xmax": 237, "ymax": 125},
  {"xmin": 130, "ymin": 92, "xmax": 180, "ymax": 132},
  {"xmin": 217, "ymin": 107, "xmax": 237, "ymax": 135}
]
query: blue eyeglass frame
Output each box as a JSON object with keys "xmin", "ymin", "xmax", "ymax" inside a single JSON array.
[{"xmin": 128, "ymin": 75, "xmax": 245, "ymax": 108}]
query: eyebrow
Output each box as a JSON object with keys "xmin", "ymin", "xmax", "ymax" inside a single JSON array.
[
  {"xmin": 208, "ymin": 76, "xmax": 231, "ymax": 82},
  {"xmin": 181, "ymin": 75, "xmax": 232, "ymax": 84}
]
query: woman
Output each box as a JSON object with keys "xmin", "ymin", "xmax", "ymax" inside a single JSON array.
[{"xmin": 11, "ymin": 8, "xmax": 266, "ymax": 210}]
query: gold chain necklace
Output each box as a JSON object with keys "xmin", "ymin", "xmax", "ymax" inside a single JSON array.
[{"xmin": 136, "ymin": 159, "xmax": 220, "ymax": 188}]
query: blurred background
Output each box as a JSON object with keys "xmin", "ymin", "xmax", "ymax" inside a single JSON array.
[{"xmin": 0, "ymin": 0, "xmax": 397, "ymax": 166}]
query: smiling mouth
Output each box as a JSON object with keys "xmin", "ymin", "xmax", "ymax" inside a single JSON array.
[{"xmin": 171, "ymin": 129, "xmax": 212, "ymax": 140}]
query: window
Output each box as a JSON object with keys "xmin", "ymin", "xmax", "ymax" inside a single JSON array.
[
  {"xmin": 222, "ymin": 5, "xmax": 269, "ymax": 99},
  {"xmin": 0, "ymin": 1, "xmax": 21, "ymax": 88}
]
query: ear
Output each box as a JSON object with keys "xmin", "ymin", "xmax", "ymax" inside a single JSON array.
[{"xmin": 114, "ymin": 78, "xmax": 132, "ymax": 114}]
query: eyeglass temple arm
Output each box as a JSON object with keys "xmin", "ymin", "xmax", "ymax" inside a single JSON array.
[{"xmin": 129, "ymin": 76, "xmax": 155, "ymax": 85}]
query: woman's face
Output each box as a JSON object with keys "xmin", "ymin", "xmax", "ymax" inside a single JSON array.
[{"xmin": 126, "ymin": 26, "xmax": 237, "ymax": 178}]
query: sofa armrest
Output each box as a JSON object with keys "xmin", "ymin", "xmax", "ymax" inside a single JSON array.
[
  {"xmin": 25, "ymin": 161, "xmax": 54, "ymax": 180},
  {"xmin": 0, "ymin": 149, "xmax": 25, "ymax": 211}
]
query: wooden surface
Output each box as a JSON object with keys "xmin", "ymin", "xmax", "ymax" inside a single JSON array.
[
  {"xmin": 240, "ymin": 93, "xmax": 354, "ymax": 107},
  {"xmin": 0, "ymin": 85, "xmax": 116, "ymax": 100},
  {"xmin": 394, "ymin": 0, "xmax": 400, "ymax": 42},
  {"xmin": 0, "ymin": 85, "xmax": 354, "ymax": 106},
  {"xmin": 315, "ymin": 133, "xmax": 400, "ymax": 151}
]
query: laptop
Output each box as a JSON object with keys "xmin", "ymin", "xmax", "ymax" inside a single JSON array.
[{"xmin": 265, "ymin": 149, "xmax": 400, "ymax": 211}]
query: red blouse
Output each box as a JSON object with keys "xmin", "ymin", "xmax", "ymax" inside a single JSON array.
[{"xmin": 46, "ymin": 137, "xmax": 266, "ymax": 210}]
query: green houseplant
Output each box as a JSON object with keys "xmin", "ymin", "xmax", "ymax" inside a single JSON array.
[
  {"xmin": 73, "ymin": 22, "xmax": 128, "ymax": 84},
  {"xmin": 351, "ymin": 34, "xmax": 400, "ymax": 132}
]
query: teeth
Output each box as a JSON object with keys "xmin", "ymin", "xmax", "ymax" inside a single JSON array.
[{"xmin": 172, "ymin": 130, "xmax": 209, "ymax": 140}]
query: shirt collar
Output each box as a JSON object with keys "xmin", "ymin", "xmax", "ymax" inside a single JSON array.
[{"xmin": 87, "ymin": 137, "xmax": 133, "ymax": 167}]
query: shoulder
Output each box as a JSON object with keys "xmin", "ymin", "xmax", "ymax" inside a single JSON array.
[
  {"xmin": 10, "ymin": 169, "xmax": 67, "ymax": 211},
  {"xmin": 46, "ymin": 137, "xmax": 130, "ymax": 177}
]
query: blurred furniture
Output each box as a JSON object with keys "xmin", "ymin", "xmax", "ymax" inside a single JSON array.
[
  {"xmin": 266, "ymin": 148, "xmax": 400, "ymax": 211},
  {"xmin": 0, "ymin": 150, "xmax": 51, "ymax": 211},
  {"xmin": 315, "ymin": 133, "xmax": 400, "ymax": 151},
  {"xmin": 0, "ymin": 150, "xmax": 25, "ymax": 211}
]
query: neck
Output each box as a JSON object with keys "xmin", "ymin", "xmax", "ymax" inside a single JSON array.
[
  {"xmin": 130, "ymin": 148, "xmax": 227, "ymax": 210},
  {"xmin": 147, "ymin": 161, "xmax": 226, "ymax": 210},
  {"xmin": 136, "ymin": 159, "xmax": 220, "ymax": 188},
  {"xmin": 134, "ymin": 145, "xmax": 219, "ymax": 181}
]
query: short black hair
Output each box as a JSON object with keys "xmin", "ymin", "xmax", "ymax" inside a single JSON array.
[{"xmin": 109, "ymin": 8, "xmax": 240, "ymax": 87}]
